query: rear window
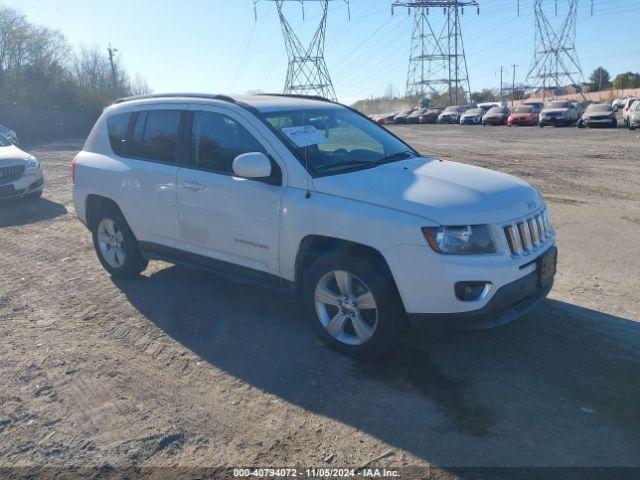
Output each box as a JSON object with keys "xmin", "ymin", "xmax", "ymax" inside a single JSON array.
[
  {"xmin": 128, "ymin": 110, "xmax": 181, "ymax": 163},
  {"xmin": 106, "ymin": 113, "xmax": 131, "ymax": 155}
]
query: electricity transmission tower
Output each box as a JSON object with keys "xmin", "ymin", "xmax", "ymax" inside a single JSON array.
[
  {"xmin": 254, "ymin": 0, "xmax": 350, "ymax": 101},
  {"xmin": 525, "ymin": 0, "xmax": 586, "ymax": 99},
  {"xmin": 392, "ymin": 1, "xmax": 479, "ymax": 106}
]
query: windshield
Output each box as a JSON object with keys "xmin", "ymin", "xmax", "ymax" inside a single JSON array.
[
  {"xmin": 261, "ymin": 107, "xmax": 418, "ymax": 177},
  {"xmin": 547, "ymin": 101, "xmax": 570, "ymax": 109},
  {"xmin": 444, "ymin": 106, "xmax": 459, "ymax": 113},
  {"xmin": 586, "ymin": 104, "xmax": 612, "ymax": 113},
  {"xmin": 0, "ymin": 134, "xmax": 11, "ymax": 147},
  {"xmin": 513, "ymin": 107, "xmax": 532, "ymax": 114},
  {"xmin": 488, "ymin": 107, "xmax": 504, "ymax": 114},
  {"xmin": 466, "ymin": 108, "xmax": 481, "ymax": 115}
]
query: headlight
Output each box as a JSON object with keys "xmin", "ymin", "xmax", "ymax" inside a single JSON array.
[
  {"xmin": 422, "ymin": 225, "xmax": 496, "ymax": 254},
  {"xmin": 26, "ymin": 155, "xmax": 40, "ymax": 171}
]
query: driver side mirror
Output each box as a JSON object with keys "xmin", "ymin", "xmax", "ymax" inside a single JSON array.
[{"xmin": 232, "ymin": 152, "xmax": 272, "ymax": 179}]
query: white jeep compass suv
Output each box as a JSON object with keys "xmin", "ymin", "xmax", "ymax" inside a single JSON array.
[{"xmin": 72, "ymin": 93, "xmax": 557, "ymax": 357}]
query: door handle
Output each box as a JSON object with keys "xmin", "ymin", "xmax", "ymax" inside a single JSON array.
[{"xmin": 182, "ymin": 182, "xmax": 206, "ymax": 192}]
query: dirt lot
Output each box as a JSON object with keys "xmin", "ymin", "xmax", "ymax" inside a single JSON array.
[{"xmin": 1, "ymin": 125, "xmax": 639, "ymax": 477}]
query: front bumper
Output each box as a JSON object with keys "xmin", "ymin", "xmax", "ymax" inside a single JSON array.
[
  {"xmin": 583, "ymin": 118, "xmax": 616, "ymax": 127},
  {"xmin": 460, "ymin": 118, "xmax": 481, "ymax": 125},
  {"xmin": 0, "ymin": 171, "xmax": 45, "ymax": 200},
  {"xmin": 540, "ymin": 117, "xmax": 572, "ymax": 126},
  {"xmin": 508, "ymin": 117, "xmax": 536, "ymax": 126},
  {"xmin": 483, "ymin": 118, "xmax": 505, "ymax": 125},
  {"xmin": 408, "ymin": 267, "xmax": 554, "ymax": 331}
]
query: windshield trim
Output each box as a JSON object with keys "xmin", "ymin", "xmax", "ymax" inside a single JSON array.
[{"xmin": 256, "ymin": 104, "xmax": 420, "ymax": 178}]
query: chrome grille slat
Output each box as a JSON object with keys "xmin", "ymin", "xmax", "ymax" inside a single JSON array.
[
  {"xmin": 0, "ymin": 165, "xmax": 25, "ymax": 185},
  {"xmin": 503, "ymin": 209, "xmax": 553, "ymax": 257}
]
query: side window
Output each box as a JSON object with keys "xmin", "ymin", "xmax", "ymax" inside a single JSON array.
[
  {"xmin": 106, "ymin": 113, "xmax": 131, "ymax": 155},
  {"xmin": 190, "ymin": 111, "xmax": 266, "ymax": 174},
  {"xmin": 128, "ymin": 110, "xmax": 181, "ymax": 163}
]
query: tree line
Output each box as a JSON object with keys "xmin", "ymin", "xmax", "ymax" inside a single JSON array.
[{"xmin": 0, "ymin": 6, "xmax": 149, "ymax": 120}]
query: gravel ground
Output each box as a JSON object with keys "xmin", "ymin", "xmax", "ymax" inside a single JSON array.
[{"xmin": 0, "ymin": 125, "xmax": 639, "ymax": 477}]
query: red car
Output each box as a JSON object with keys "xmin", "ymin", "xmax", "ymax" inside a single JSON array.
[
  {"xmin": 507, "ymin": 106, "xmax": 538, "ymax": 126},
  {"xmin": 418, "ymin": 109, "xmax": 441, "ymax": 124}
]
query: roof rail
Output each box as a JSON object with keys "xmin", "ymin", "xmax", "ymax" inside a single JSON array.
[
  {"xmin": 258, "ymin": 93, "xmax": 334, "ymax": 103},
  {"xmin": 113, "ymin": 93, "xmax": 237, "ymax": 105}
]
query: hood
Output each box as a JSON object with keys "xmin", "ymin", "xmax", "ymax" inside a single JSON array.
[
  {"xmin": 313, "ymin": 157, "xmax": 542, "ymax": 225},
  {"xmin": 461, "ymin": 112, "xmax": 481, "ymax": 118},
  {"xmin": 510, "ymin": 112, "xmax": 534, "ymax": 118},
  {"xmin": 542, "ymin": 108, "xmax": 569, "ymax": 115},
  {"xmin": 583, "ymin": 110, "xmax": 613, "ymax": 119},
  {"xmin": 0, "ymin": 145, "xmax": 29, "ymax": 166}
]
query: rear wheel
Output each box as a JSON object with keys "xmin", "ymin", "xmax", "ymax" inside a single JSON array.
[
  {"xmin": 92, "ymin": 206, "xmax": 148, "ymax": 277},
  {"xmin": 302, "ymin": 251, "xmax": 405, "ymax": 358}
]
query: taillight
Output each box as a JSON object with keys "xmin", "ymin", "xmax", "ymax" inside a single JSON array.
[{"xmin": 72, "ymin": 157, "xmax": 77, "ymax": 184}]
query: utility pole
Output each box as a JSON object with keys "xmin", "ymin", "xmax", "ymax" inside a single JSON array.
[
  {"xmin": 253, "ymin": 1, "xmax": 350, "ymax": 102},
  {"xmin": 511, "ymin": 64, "xmax": 518, "ymax": 106},
  {"xmin": 107, "ymin": 43, "xmax": 118, "ymax": 94},
  {"xmin": 392, "ymin": 1, "xmax": 480, "ymax": 106},
  {"xmin": 499, "ymin": 66, "xmax": 504, "ymax": 102}
]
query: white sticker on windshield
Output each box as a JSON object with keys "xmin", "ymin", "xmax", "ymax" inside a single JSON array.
[{"xmin": 281, "ymin": 125, "xmax": 327, "ymax": 148}]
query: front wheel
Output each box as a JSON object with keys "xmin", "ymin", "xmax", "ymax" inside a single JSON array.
[
  {"xmin": 92, "ymin": 206, "xmax": 148, "ymax": 277},
  {"xmin": 302, "ymin": 252, "xmax": 405, "ymax": 358}
]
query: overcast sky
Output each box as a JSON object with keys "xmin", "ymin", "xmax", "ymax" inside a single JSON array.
[{"xmin": 8, "ymin": 0, "xmax": 640, "ymax": 104}]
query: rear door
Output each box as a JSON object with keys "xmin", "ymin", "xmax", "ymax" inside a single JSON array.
[
  {"xmin": 176, "ymin": 106, "xmax": 284, "ymax": 277},
  {"xmin": 115, "ymin": 105, "xmax": 186, "ymax": 250}
]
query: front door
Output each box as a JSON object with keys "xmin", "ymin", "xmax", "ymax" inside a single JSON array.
[{"xmin": 176, "ymin": 107, "xmax": 283, "ymax": 277}]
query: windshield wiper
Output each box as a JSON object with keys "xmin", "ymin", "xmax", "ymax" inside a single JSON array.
[{"xmin": 374, "ymin": 150, "xmax": 417, "ymax": 165}]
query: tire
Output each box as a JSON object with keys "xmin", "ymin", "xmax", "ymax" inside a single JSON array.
[
  {"xmin": 577, "ymin": 120, "xmax": 584, "ymax": 129},
  {"xmin": 539, "ymin": 123, "xmax": 544, "ymax": 128},
  {"xmin": 91, "ymin": 205, "xmax": 148, "ymax": 277},
  {"xmin": 302, "ymin": 251, "xmax": 405, "ymax": 358}
]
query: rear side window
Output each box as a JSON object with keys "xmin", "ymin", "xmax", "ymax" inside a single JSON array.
[
  {"xmin": 128, "ymin": 110, "xmax": 181, "ymax": 163},
  {"xmin": 189, "ymin": 111, "xmax": 265, "ymax": 174},
  {"xmin": 106, "ymin": 113, "xmax": 131, "ymax": 155}
]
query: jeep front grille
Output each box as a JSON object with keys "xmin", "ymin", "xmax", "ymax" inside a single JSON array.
[
  {"xmin": 503, "ymin": 210, "xmax": 553, "ymax": 257},
  {"xmin": 0, "ymin": 165, "xmax": 25, "ymax": 185}
]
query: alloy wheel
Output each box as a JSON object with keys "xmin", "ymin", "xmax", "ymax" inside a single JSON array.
[
  {"xmin": 314, "ymin": 270, "xmax": 378, "ymax": 346},
  {"xmin": 97, "ymin": 218, "xmax": 126, "ymax": 269}
]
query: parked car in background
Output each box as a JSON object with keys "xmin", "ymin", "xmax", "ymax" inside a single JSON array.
[
  {"xmin": 0, "ymin": 125, "xmax": 18, "ymax": 145},
  {"xmin": 577, "ymin": 103, "xmax": 617, "ymax": 128},
  {"xmin": 622, "ymin": 97, "xmax": 639, "ymax": 126},
  {"xmin": 539, "ymin": 100, "xmax": 578, "ymax": 127},
  {"xmin": 524, "ymin": 101, "xmax": 545, "ymax": 114},
  {"xmin": 0, "ymin": 134, "xmax": 44, "ymax": 200},
  {"xmin": 407, "ymin": 108, "xmax": 427, "ymax": 124},
  {"xmin": 438, "ymin": 106, "xmax": 466, "ymax": 124},
  {"xmin": 393, "ymin": 108, "xmax": 417, "ymax": 124},
  {"xmin": 374, "ymin": 115, "xmax": 387, "ymax": 126},
  {"xmin": 72, "ymin": 92, "xmax": 556, "ymax": 357},
  {"xmin": 459, "ymin": 108, "xmax": 483, "ymax": 125},
  {"xmin": 507, "ymin": 106, "xmax": 538, "ymax": 126},
  {"xmin": 418, "ymin": 108, "xmax": 441, "ymax": 124},
  {"xmin": 384, "ymin": 112, "xmax": 399, "ymax": 124},
  {"xmin": 628, "ymin": 101, "xmax": 640, "ymax": 130},
  {"xmin": 482, "ymin": 106, "xmax": 510, "ymax": 126},
  {"xmin": 612, "ymin": 97, "xmax": 628, "ymax": 111}
]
